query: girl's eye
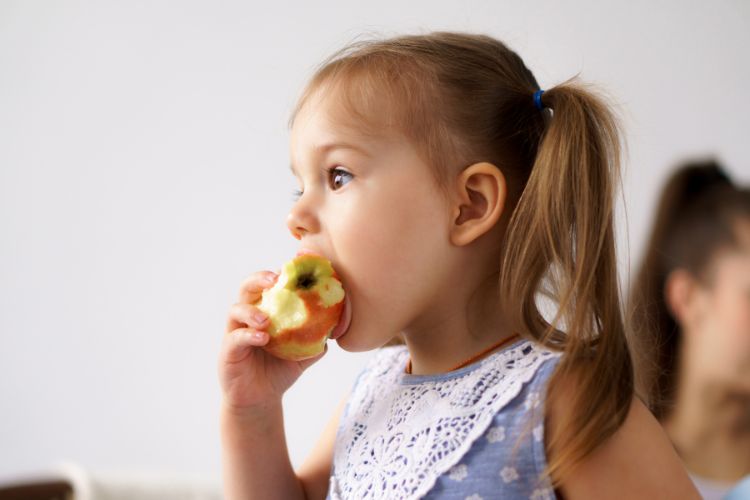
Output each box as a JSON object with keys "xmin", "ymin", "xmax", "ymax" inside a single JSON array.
[
  {"xmin": 328, "ymin": 166, "xmax": 352, "ymax": 191},
  {"xmin": 291, "ymin": 167, "xmax": 352, "ymax": 201}
]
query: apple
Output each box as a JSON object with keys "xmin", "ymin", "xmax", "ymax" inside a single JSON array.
[{"xmin": 255, "ymin": 254, "xmax": 348, "ymax": 361}]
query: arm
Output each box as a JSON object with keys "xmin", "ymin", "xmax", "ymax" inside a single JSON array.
[
  {"xmin": 219, "ymin": 270, "xmax": 339, "ymax": 500},
  {"xmin": 546, "ymin": 377, "xmax": 700, "ymax": 499},
  {"xmin": 221, "ymin": 394, "xmax": 346, "ymax": 500},
  {"xmin": 221, "ymin": 400, "xmax": 306, "ymax": 500}
]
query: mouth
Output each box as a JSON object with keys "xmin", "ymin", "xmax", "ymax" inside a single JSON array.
[{"xmin": 329, "ymin": 293, "xmax": 351, "ymax": 340}]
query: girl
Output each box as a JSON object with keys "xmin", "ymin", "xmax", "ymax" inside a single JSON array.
[
  {"xmin": 629, "ymin": 160, "xmax": 750, "ymax": 499},
  {"xmin": 219, "ymin": 32, "xmax": 698, "ymax": 499}
]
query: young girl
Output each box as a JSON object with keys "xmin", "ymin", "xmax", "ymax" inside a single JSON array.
[
  {"xmin": 219, "ymin": 32, "xmax": 699, "ymax": 499},
  {"xmin": 629, "ymin": 160, "xmax": 750, "ymax": 499}
]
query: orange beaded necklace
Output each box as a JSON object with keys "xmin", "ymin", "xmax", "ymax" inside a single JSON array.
[{"xmin": 405, "ymin": 333, "xmax": 521, "ymax": 375}]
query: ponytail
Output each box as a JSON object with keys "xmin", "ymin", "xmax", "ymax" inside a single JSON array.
[
  {"xmin": 628, "ymin": 160, "xmax": 750, "ymax": 419},
  {"xmin": 500, "ymin": 81, "xmax": 632, "ymax": 483}
]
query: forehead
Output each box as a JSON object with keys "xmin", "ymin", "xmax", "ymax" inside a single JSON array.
[{"xmin": 290, "ymin": 88, "xmax": 399, "ymax": 163}]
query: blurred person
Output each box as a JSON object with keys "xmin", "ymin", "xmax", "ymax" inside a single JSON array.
[{"xmin": 629, "ymin": 160, "xmax": 750, "ymax": 499}]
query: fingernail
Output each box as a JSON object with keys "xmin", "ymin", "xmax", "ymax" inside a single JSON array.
[
  {"xmin": 253, "ymin": 312, "xmax": 268, "ymax": 325},
  {"xmin": 263, "ymin": 274, "xmax": 276, "ymax": 284},
  {"xmin": 251, "ymin": 331, "xmax": 265, "ymax": 341}
]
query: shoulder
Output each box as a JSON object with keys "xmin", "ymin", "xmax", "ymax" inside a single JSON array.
[
  {"xmin": 511, "ymin": 343, "xmax": 561, "ymax": 409},
  {"xmin": 546, "ymin": 369, "xmax": 700, "ymax": 499}
]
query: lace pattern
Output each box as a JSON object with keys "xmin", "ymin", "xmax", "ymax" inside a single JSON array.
[{"xmin": 329, "ymin": 339, "xmax": 561, "ymax": 499}]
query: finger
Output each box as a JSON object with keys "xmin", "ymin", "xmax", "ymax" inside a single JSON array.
[
  {"xmin": 226, "ymin": 302, "xmax": 270, "ymax": 333},
  {"xmin": 298, "ymin": 343, "xmax": 328, "ymax": 371},
  {"xmin": 221, "ymin": 328, "xmax": 269, "ymax": 364},
  {"xmin": 238, "ymin": 271, "xmax": 279, "ymax": 304}
]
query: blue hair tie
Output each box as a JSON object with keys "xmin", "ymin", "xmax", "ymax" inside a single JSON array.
[{"xmin": 533, "ymin": 89, "xmax": 545, "ymax": 111}]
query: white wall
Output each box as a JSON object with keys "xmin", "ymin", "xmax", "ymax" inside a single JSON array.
[{"xmin": 1, "ymin": 0, "xmax": 748, "ymax": 486}]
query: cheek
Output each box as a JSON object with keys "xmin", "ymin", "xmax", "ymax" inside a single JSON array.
[
  {"xmin": 713, "ymin": 290, "xmax": 750, "ymax": 341},
  {"xmin": 332, "ymin": 189, "xmax": 449, "ymax": 322},
  {"xmin": 704, "ymin": 291, "xmax": 750, "ymax": 373},
  {"xmin": 348, "ymin": 203, "xmax": 443, "ymax": 288}
]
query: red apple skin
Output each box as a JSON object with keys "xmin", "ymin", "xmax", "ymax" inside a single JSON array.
[{"xmin": 262, "ymin": 287, "xmax": 345, "ymax": 361}]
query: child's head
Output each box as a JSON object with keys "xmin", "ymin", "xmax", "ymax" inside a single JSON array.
[
  {"xmin": 630, "ymin": 160, "xmax": 750, "ymax": 418},
  {"xmin": 287, "ymin": 33, "xmax": 547, "ymax": 353},
  {"xmin": 287, "ymin": 31, "xmax": 631, "ymax": 483}
]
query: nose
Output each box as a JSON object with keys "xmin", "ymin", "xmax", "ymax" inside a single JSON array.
[{"xmin": 286, "ymin": 196, "xmax": 320, "ymax": 240}]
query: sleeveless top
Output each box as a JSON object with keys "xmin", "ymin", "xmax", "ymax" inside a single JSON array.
[
  {"xmin": 688, "ymin": 473, "xmax": 732, "ymax": 500},
  {"xmin": 690, "ymin": 472, "xmax": 750, "ymax": 500},
  {"xmin": 327, "ymin": 338, "xmax": 562, "ymax": 500}
]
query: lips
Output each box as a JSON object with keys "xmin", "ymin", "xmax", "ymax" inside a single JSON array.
[{"xmin": 329, "ymin": 293, "xmax": 351, "ymax": 340}]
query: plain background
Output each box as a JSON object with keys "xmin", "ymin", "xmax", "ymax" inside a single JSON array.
[{"xmin": 1, "ymin": 0, "xmax": 749, "ymax": 487}]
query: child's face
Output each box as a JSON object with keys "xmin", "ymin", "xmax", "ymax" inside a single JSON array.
[
  {"xmin": 287, "ymin": 91, "xmax": 457, "ymax": 351},
  {"xmin": 686, "ymin": 222, "xmax": 750, "ymax": 393}
]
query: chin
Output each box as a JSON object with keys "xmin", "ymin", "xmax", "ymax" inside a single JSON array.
[
  {"xmin": 335, "ymin": 340, "xmax": 377, "ymax": 353},
  {"xmin": 333, "ymin": 319, "xmax": 396, "ymax": 353},
  {"xmin": 331, "ymin": 325, "xmax": 362, "ymax": 352}
]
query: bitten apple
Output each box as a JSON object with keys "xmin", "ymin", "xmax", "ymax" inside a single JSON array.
[{"xmin": 256, "ymin": 254, "xmax": 347, "ymax": 361}]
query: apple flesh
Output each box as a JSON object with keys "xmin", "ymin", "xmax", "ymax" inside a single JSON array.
[{"xmin": 256, "ymin": 254, "xmax": 345, "ymax": 361}]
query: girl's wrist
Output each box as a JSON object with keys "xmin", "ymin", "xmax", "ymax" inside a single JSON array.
[
  {"xmin": 221, "ymin": 397, "xmax": 283, "ymax": 422},
  {"xmin": 221, "ymin": 402, "xmax": 289, "ymax": 462}
]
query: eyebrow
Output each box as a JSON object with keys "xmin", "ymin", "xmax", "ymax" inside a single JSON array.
[{"xmin": 289, "ymin": 142, "xmax": 372, "ymax": 176}]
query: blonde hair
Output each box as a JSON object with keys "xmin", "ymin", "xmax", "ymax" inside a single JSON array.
[{"xmin": 291, "ymin": 31, "xmax": 633, "ymax": 485}]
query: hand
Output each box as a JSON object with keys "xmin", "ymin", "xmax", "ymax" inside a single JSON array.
[{"xmin": 218, "ymin": 270, "xmax": 327, "ymax": 412}]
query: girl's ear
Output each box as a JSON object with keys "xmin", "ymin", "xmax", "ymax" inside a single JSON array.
[
  {"xmin": 449, "ymin": 162, "xmax": 507, "ymax": 247},
  {"xmin": 664, "ymin": 269, "xmax": 698, "ymax": 328}
]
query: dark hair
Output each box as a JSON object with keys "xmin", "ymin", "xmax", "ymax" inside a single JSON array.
[
  {"xmin": 291, "ymin": 32, "xmax": 632, "ymax": 484},
  {"xmin": 628, "ymin": 159, "xmax": 750, "ymax": 419}
]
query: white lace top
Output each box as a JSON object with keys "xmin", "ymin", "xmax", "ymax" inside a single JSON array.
[{"xmin": 327, "ymin": 338, "xmax": 562, "ymax": 499}]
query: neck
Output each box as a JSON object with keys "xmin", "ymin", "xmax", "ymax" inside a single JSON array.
[
  {"xmin": 402, "ymin": 269, "xmax": 515, "ymax": 375},
  {"xmin": 665, "ymin": 369, "xmax": 750, "ymax": 482}
]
